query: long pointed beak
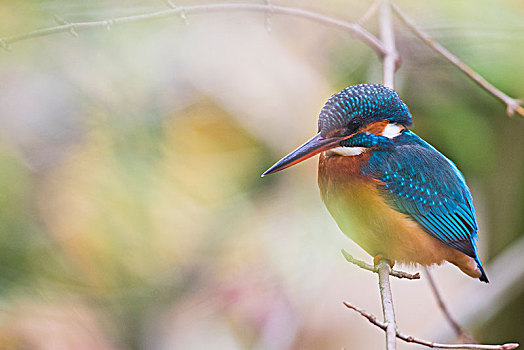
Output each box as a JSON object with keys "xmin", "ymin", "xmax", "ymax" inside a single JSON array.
[{"xmin": 261, "ymin": 132, "xmax": 347, "ymax": 177}]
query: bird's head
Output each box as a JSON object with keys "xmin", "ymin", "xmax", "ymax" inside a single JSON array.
[{"xmin": 262, "ymin": 84, "xmax": 412, "ymax": 176}]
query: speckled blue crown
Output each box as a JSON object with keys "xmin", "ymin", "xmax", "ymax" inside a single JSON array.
[{"xmin": 318, "ymin": 84, "xmax": 412, "ymax": 137}]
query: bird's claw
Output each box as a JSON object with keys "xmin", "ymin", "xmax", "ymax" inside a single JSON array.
[{"xmin": 374, "ymin": 254, "xmax": 395, "ymax": 268}]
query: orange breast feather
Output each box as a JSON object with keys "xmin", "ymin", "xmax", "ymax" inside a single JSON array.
[{"xmin": 318, "ymin": 152, "xmax": 479, "ymax": 275}]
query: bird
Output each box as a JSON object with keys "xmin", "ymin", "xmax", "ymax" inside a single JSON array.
[{"xmin": 262, "ymin": 83, "xmax": 488, "ymax": 282}]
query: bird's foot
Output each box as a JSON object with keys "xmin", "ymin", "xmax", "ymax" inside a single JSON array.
[{"xmin": 373, "ymin": 254, "xmax": 395, "ymax": 268}]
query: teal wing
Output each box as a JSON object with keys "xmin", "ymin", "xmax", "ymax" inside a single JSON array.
[{"xmin": 364, "ymin": 132, "xmax": 487, "ymax": 282}]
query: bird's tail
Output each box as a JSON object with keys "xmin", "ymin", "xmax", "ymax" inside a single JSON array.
[{"xmin": 476, "ymin": 258, "xmax": 489, "ymax": 283}]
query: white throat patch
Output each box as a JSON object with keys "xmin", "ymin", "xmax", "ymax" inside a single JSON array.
[{"xmin": 325, "ymin": 147, "xmax": 366, "ymax": 157}]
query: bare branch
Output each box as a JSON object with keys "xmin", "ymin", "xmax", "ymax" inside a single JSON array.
[
  {"xmin": 341, "ymin": 250, "xmax": 420, "ymax": 280},
  {"xmin": 53, "ymin": 15, "xmax": 79, "ymax": 37},
  {"xmin": 392, "ymin": 3, "xmax": 524, "ymax": 117},
  {"xmin": 423, "ymin": 267, "xmax": 476, "ymax": 343},
  {"xmin": 379, "ymin": 0, "xmax": 399, "ymax": 89},
  {"xmin": 343, "ymin": 301, "xmax": 519, "ymax": 350},
  {"xmin": 357, "ymin": 0, "xmax": 380, "ymax": 26},
  {"xmin": 0, "ymin": 3, "xmax": 386, "ymax": 56},
  {"xmin": 377, "ymin": 259, "xmax": 397, "ymax": 350}
]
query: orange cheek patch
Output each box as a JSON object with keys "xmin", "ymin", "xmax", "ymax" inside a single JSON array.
[{"xmin": 359, "ymin": 121, "xmax": 388, "ymax": 135}]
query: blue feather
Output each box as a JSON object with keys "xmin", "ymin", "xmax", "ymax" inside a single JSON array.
[{"xmin": 362, "ymin": 131, "xmax": 487, "ymax": 281}]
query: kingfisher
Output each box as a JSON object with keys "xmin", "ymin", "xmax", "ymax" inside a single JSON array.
[{"xmin": 262, "ymin": 84, "xmax": 488, "ymax": 282}]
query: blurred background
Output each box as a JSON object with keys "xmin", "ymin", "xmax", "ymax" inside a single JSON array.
[{"xmin": 0, "ymin": 0, "xmax": 523, "ymax": 349}]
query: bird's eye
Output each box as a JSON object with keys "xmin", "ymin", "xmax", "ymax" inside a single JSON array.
[{"xmin": 346, "ymin": 119, "xmax": 361, "ymax": 135}]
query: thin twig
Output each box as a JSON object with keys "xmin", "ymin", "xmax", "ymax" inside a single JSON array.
[
  {"xmin": 343, "ymin": 301, "xmax": 519, "ymax": 350},
  {"xmin": 0, "ymin": 3, "xmax": 386, "ymax": 56},
  {"xmin": 379, "ymin": 0, "xmax": 399, "ymax": 89},
  {"xmin": 424, "ymin": 267, "xmax": 476, "ymax": 343},
  {"xmin": 341, "ymin": 250, "xmax": 420, "ymax": 280},
  {"xmin": 357, "ymin": 0, "xmax": 380, "ymax": 26},
  {"xmin": 392, "ymin": 3, "xmax": 524, "ymax": 117},
  {"xmin": 377, "ymin": 259, "xmax": 397, "ymax": 350},
  {"xmin": 263, "ymin": 0, "xmax": 274, "ymax": 33}
]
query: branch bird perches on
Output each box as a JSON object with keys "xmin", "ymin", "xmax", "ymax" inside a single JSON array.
[
  {"xmin": 342, "ymin": 250, "xmax": 420, "ymax": 279},
  {"xmin": 377, "ymin": 1, "xmax": 399, "ymax": 347},
  {"xmin": 342, "ymin": 254, "xmax": 520, "ymax": 350}
]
